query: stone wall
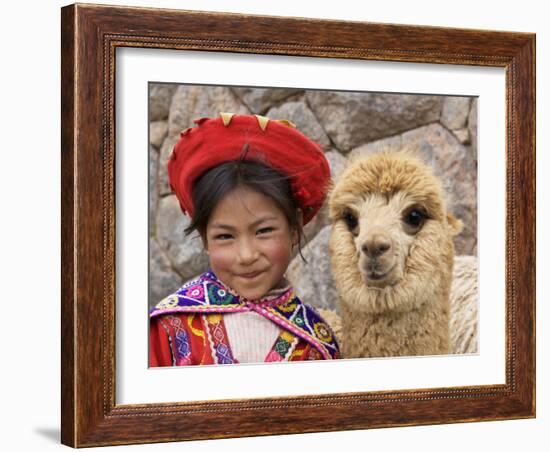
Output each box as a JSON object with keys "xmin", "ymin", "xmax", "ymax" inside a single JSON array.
[{"xmin": 149, "ymin": 84, "xmax": 478, "ymax": 310}]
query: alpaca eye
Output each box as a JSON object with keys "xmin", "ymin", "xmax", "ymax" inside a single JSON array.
[
  {"xmin": 343, "ymin": 211, "xmax": 358, "ymax": 231},
  {"xmin": 403, "ymin": 208, "xmax": 426, "ymax": 233},
  {"xmin": 406, "ymin": 209, "xmax": 423, "ymax": 226}
]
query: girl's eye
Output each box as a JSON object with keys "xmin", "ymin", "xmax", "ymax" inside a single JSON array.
[
  {"xmin": 257, "ymin": 227, "xmax": 274, "ymax": 235},
  {"xmin": 343, "ymin": 211, "xmax": 358, "ymax": 231},
  {"xmin": 215, "ymin": 233, "xmax": 233, "ymax": 240}
]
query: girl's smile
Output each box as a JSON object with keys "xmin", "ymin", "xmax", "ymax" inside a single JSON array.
[
  {"xmin": 239, "ymin": 271, "xmax": 263, "ymax": 279},
  {"xmin": 203, "ymin": 186, "xmax": 299, "ymax": 301}
]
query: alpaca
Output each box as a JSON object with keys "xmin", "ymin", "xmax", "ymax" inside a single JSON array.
[
  {"xmin": 318, "ymin": 255, "xmax": 479, "ymax": 355},
  {"xmin": 328, "ymin": 151, "xmax": 464, "ymax": 358}
]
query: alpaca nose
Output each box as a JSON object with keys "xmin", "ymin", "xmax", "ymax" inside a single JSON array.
[{"xmin": 361, "ymin": 235, "xmax": 391, "ymax": 258}]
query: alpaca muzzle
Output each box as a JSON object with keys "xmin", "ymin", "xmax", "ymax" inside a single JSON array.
[{"xmin": 361, "ymin": 234, "xmax": 392, "ymax": 258}]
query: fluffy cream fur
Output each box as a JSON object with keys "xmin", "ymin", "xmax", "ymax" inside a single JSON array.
[
  {"xmin": 449, "ymin": 256, "xmax": 478, "ymax": 354},
  {"xmin": 328, "ymin": 151, "xmax": 463, "ymax": 358},
  {"xmin": 319, "ymin": 256, "xmax": 478, "ymax": 355}
]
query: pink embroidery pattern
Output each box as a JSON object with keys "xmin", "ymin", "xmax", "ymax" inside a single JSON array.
[
  {"xmin": 166, "ymin": 316, "xmax": 192, "ymax": 365},
  {"xmin": 203, "ymin": 316, "xmax": 236, "ymax": 365}
]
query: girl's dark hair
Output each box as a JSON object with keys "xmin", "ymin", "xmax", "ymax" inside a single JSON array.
[{"xmin": 184, "ymin": 157, "xmax": 305, "ymax": 259}]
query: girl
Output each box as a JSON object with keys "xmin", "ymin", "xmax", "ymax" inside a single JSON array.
[{"xmin": 149, "ymin": 112, "xmax": 340, "ymax": 366}]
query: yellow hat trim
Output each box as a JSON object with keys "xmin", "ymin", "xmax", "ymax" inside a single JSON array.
[
  {"xmin": 274, "ymin": 119, "xmax": 296, "ymax": 128},
  {"xmin": 254, "ymin": 114, "xmax": 269, "ymax": 131},
  {"xmin": 220, "ymin": 112, "xmax": 235, "ymax": 126},
  {"xmin": 219, "ymin": 112, "xmax": 297, "ymax": 131}
]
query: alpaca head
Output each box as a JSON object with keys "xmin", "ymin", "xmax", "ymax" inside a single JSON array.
[{"xmin": 328, "ymin": 151, "xmax": 463, "ymax": 313}]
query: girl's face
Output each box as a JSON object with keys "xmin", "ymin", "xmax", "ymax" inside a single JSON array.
[{"xmin": 203, "ymin": 186, "xmax": 299, "ymax": 300}]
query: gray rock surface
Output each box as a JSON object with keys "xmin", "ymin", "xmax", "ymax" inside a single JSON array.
[
  {"xmin": 149, "ymin": 120, "xmax": 168, "ymax": 149},
  {"xmin": 168, "ymin": 85, "xmax": 249, "ymax": 137},
  {"xmin": 468, "ymin": 98, "xmax": 478, "ymax": 158},
  {"xmin": 149, "ymin": 84, "xmax": 177, "ymax": 121},
  {"xmin": 156, "ymin": 195, "xmax": 209, "ymax": 281},
  {"xmin": 266, "ymin": 101, "xmax": 331, "ymax": 150},
  {"xmin": 287, "ymin": 226, "xmax": 339, "ymax": 312},
  {"xmin": 404, "ymin": 125, "xmax": 476, "ymax": 201},
  {"xmin": 149, "ymin": 238, "xmax": 183, "ymax": 308},
  {"xmin": 326, "ymin": 149, "xmax": 347, "ymax": 181},
  {"xmin": 232, "ymin": 87, "xmax": 302, "ymax": 113},
  {"xmin": 304, "ymin": 151, "xmax": 346, "ymax": 243},
  {"xmin": 149, "ymin": 145, "xmax": 159, "ymax": 235},
  {"xmin": 348, "ymin": 134, "xmax": 403, "ymax": 161},
  {"xmin": 441, "ymin": 97, "xmax": 471, "ymax": 130},
  {"xmin": 302, "ymin": 150, "xmax": 347, "ymax": 243},
  {"xmin": 158, "ymin": 135, "xmax": 179, "ymax": 196},
  {"xmin": 306, "ymin": 91, "xmax": 444, "ymax": 152},
  {"xmin": 451, "ymin": 203, "xmax": 478, "ymax": 256},
  {"xmin": 452, "ymin": 128, "xmax": 470, "ymax": 145}
]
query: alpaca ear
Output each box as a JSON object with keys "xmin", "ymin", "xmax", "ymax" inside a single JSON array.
[{"xmin": 446, "ymin": 213, "xmax": 464, "ymax": 236}]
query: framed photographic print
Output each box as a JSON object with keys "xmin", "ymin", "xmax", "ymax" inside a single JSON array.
[{"xmin": 61, "ymin": 3, "xmax": 535, "ymax": 447}]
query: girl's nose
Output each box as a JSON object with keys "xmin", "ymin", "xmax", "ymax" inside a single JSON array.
[{"xmin": 237, "ymin": 238, "xmax": 259, "ymax": 264}]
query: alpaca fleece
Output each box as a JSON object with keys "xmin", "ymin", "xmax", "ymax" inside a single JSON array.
[
  {"xmin": 319, "ymin": 255, "xmax": 479, "ymax": 356},
  {"xmin": 328, "ymin": 151, "xmax": 463, "ymax": 358}
]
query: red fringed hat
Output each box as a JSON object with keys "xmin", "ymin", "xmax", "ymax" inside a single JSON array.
[{"xmin": 167, "ymin": 113, "xmax": 330, "ymax": 225}]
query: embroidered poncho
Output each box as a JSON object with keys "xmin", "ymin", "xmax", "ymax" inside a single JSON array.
[{"xmin": 149, "ymin": 270, "xmax": 340, "ymax": 366}]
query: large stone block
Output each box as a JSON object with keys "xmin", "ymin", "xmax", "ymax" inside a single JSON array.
[
  {"xmin": 149, "ymin": 84, "xmax": 177, "ymax": 121},
  {"xmin": 306, "ymin": 91, "xmax": 444, "ymax": 152},
  {"xmin": 441, "ymin": 96, "xmax": 471, "ymax": 130},
  {"xmin": 149, "ymin": 120, "xmax": 168, "ymax": 149},
  {"xmin": 168, "ymin": 85, "xmax": 249, "ymax": 137},
  {"xmin": 348, "ymin": 134, "xmax": 403, "ymax": 161},
  {"xmin": 287, "ymin": 226, "xmax": 338, "ymax": 312},
  {"xmin": 232, "ymin": 87, "xmax": 303, "ymax": 113},
  {"xmin": 149, "ymin": 238, "xmax": 184, "ymax": 308},
  {"xmin": 156, "ymin": 195, "xmax": 209, "ymax": 281},
  {"xmin": 266, "ymin": 101, "xmax": 331, "ymax": 150}
]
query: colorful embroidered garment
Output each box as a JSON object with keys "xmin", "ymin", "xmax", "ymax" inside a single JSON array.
[{"xmin": 149, "ymin": 270, "xmax": 340, "ymax": 366}]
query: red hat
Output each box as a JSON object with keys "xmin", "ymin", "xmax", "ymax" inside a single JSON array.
[{"xmin": 168, "ymin": 113, "xmax": 330, "ymax": 225}]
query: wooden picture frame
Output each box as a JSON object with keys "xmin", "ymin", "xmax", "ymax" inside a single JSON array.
[{"xmin": 61, "ymin": 3, "xmax": 535, "ymax": 447}]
